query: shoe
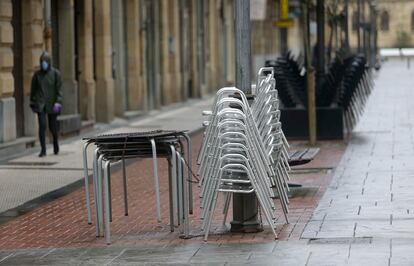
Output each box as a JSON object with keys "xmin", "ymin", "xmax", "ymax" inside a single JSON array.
[
  {"xmin": 54, "ymin": 146, "xmax": 59, "ymax": 155},
  {"xmin": 38, "ymin": 151, "xmax": 46, "ymax": 157}
]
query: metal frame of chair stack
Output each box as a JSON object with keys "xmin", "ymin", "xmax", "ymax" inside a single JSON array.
[
  {"xmin": 197, "ymin": 68, "xmax": 291, "ymax": 241},
  {"xmin": 82, "ymin": 130, "xmax": 192, "ymax": 244}
]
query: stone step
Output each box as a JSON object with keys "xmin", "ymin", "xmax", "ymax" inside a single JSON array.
[{"xmin": 0, "ymin": 137, "xmax": 36, "ymax": 162}]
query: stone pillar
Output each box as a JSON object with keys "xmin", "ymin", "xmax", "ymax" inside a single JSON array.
[
  {"xmin": 160, "ymin": 0, "xmax": 173, "ymax": 105},
  {"xmin": 126, "ymin": 0, "xmax": 145, "ymax": 110},
  {"xmin": 111, "ymin": 0, "xmax": 127, "ymax": 116},
  {"xmin": 58, "ymin": 0, "xmax": 78, "ymax": 115},
  {"xmin": 0, "ymin": 0, "xmax": 16, "ymax": 142},
  {"xmin": 153, "ymin": 0, "xmax": 162, "ymax": 109},
  {"xmin": 22, "ymin": 0, "xmax": 43, "ymax": 137},
  {"xmin": 172, "ymin": 0, "xmax": 182, "ymax": 102},
  {"xmin": 94, "ymin": 0, "xmax": 115, "ymax": 122},
  {"xmin": 77, "ymin": 0, "xmax": 96, "ymax": 121},
  {"xmin": 179, "ymin": 0, "xmax": 190, "ymax": 102},
  {"xmin": 208, "ymin": 0, "xmax": 219, "ymax": 93},
  {"xmin": 190, "ymin": 0, "xmax": 200, "ymax": 98},
  {"xmin": 53, "ymin": 0, "xmax": 82, "ymax": 133}
]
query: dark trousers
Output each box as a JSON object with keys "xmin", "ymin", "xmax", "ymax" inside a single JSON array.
[{"xmin": 37, "ymin": 112, "xmax": 59, "ymax": 153}]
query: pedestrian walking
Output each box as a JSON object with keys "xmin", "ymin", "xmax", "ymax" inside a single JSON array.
[{"xmin": 30, "ymin": 52, "xmax": 63, "ymax": 157}]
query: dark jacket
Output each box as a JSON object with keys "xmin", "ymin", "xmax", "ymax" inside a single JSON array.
[{"xmin": 30, "ymin": 53, "xmax": 63, "ymax": 114}]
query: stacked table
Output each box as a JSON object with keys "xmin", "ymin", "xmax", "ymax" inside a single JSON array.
[{"xmin": 82, "ymin": 130, "xmax": 192, "ymax": 244}]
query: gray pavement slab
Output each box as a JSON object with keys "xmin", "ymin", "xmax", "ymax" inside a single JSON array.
[
  {"xmin": 3, "ymin": 60, "xmax": 414, "ymax": 265},
  {"xmin": 0, "ymin": 98, "xmax": 213, "ymax": 214},
  {"xmin": 302, "ymin": 59, "xmax": 414, "ymax": 261}
]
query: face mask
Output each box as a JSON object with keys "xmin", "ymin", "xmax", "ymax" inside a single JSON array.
[{"xmin": 41, "ymin": 60, "xmax": 49, "ymax": 71}]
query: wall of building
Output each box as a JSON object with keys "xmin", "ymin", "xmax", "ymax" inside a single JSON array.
[
  {"xmin": 348, "ymin": 0, "xmax": 414, "ymax": 49},
  {"xmin": 1, "ymin": 0, "xmax": 242, "ymax": 149},
  {"xmin": 0, "ymin": 0, "xmax": 16, "ymax": 143}
]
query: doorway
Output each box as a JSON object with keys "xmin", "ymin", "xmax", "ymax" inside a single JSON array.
[
  {"xmin": 12, "ymin": 0, "xmax": 24, "ymax": 137},
  {"xmin": 51, "ymin": 0, "xmax": 60, "ymax": 68}
]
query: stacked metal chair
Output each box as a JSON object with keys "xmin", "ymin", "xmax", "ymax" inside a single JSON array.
[
  {"xmin": 197, "ymin": 68, "xmax": 291, "ymax": 241},
  {"xmin": 267, "ymin": 53, "xmax": 374, "ymax": 132},
  {"xmin": 333, "ymin": 55, "xmax": 374, "ymax": 131},
  {"xmin": 270, "ymin": 53, "xmax": 306, "ymax": 108},
  {"xmin": 316, "ymin": 56, "xmax": 348, "ymax": 107},
  {"xmin": 82, "ymin": 130, "xmax": 193, "ymax": 244}
]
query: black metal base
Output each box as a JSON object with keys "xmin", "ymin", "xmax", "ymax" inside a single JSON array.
[
  {"xmin": 280, "ymin": 107, "xmax": 344, "ymax": 140},
  {"xmin": 230, "ymin": 220, "xmax": 263, "ymax": 233},
  {"xmin": 230, "ymin": 193, "xmax": 263, "ymax": 233}
]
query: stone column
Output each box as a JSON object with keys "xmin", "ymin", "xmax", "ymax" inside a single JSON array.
[
  {"xmin": 172, "ymin": 0, "xmax": 182, "ymax": 102},
  {"xmin": 126, "ymin": 0, "xmax": 145, "ymax": 110},
  {"xmin": 179, "ymin": 0, "xmax": 190, "ymax": 102},
  {"xmin": 160, "ymin": 0, "xmax": 173, "ymax": 105},
  {"xmin": 94, "ymin": 0, "xmax": 115, "ymax": 122},
  {"xmin": 111, "ymin": 0, "xmax": 127, "ymax": 116},
  {"xmin": 0, "ymin": 0, "xmax": 16, "ymax": 143},
  {"xmin": 153, "ymin": 0, "xmax": 162, "ymax": 109},
  {"xmin": 58, "ymin": 0, "xmax": 79, "ymax": 116},
  {"xmin": 77, "ymin": 0, "xmax": 96, "ymax": 121},
  {"xmin": 22, "ymin": 0, "xmax": 43, "ymax": 137},
  {"xmin": 208, "ymin": 0, "xmax": 219, "ymax": 93},
  {"xmin": 190, "ymin": 0, "xmax": 200, "ymax": 98}
]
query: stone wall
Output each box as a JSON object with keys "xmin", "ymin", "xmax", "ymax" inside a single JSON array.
[
  {"xmin": 349, "ymin": 0, "xmax": 414, "ymax": 48},
  {"xmin": 0, "ymin": 0, "xmax": 16, "ymax": 142}
]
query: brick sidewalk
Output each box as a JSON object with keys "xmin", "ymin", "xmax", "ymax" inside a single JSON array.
[{"xmin": 0, "ymin": 132, "xmax": 345, "ymax": 250}]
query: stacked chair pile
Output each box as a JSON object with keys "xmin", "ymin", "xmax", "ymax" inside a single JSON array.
[
  {"xmin": 267, "ymin": 53, "xmax": 374, "ymax": 131},
  {"xmin": 331, "ymin": 55, "xmax": 374, "ymax": 131},
  {"xmin": 197, "ymin": 67, "xmax": 291, "ymax": 241},
  {"xmin": 82, "ymin": 130, "xmax": 193, "ymax": 244},
  {"xmin": 271, "ymin": 52, "xmax": 306, "ymax": 108}
]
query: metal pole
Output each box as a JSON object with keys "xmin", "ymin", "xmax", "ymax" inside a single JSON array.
[
  {"xmin": 303, "ymin": 0, "xmax": 317, "ymax": 145},
  {"xmin": 280, "ymin": 0, "xmax": 289, "ymax": 55},
  {"xmin": 280, "ymin": 28, "xmax": 288, "ymax": 55},
  {"xmin": 235, "ymin": 0, "xmax": 252, "ymax": 94},
  {"xmin": 231, "ymin": 0, "xmax": 260, "ymax": 233}
]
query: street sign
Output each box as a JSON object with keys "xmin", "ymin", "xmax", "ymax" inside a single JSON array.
[{"xmin": 275, "ymin": 19, "xmax": 294, "ymax": 28}]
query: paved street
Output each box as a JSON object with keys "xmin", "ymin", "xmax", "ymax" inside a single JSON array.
[
  {"xmin": 301, "ymin": 59, "xmax": 414, "ymax": 265},
  {"xmin": 0, "ymin": 98, "xmax": 213, "ymax": 214},
  {"xmin": 1, "ymin": 60, "xmax": 414, "ymax": 265}
]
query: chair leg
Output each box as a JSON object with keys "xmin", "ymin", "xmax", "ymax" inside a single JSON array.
[
  {"xmin": 104, "ymin": 160, "xmax": 111, "ymax": 244},
  {"xmin": 150, "ymin": 139, "xmax": 162, "ymax": 222},
  {"xmin": 93, "ymin": 149, "xmax": 100, "ymax": 237},
  {"xmin": 167, "ymin": 158, "xmax": 174, "ymax": 232},
  {"xmin": 122, "ymin": 158, "xmax": 128, "ymax": 216},
  {"xmin": 83, "ymin": 142, "xmax": 92, "ymax": 224},
  {"xmin": 108, "ymin": 163, "xmax": 112, "ymax": 223}
]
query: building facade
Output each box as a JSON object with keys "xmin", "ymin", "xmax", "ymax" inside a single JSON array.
[
  {"xmin": 0, "ymin": 0, "xmax": 286, "ymax": 157},
  {"xmin": 348, "ymin": 0, "xmax": 414, "ymax": 48}
]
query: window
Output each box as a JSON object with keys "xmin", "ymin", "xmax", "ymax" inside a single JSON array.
[
  {"xmin": 352, "ymin": 11, "xmax": 358, "ymax": 31},
  {"xmin": 380, "ymin": 11, "xmax": 389, "ymax": 32}
]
